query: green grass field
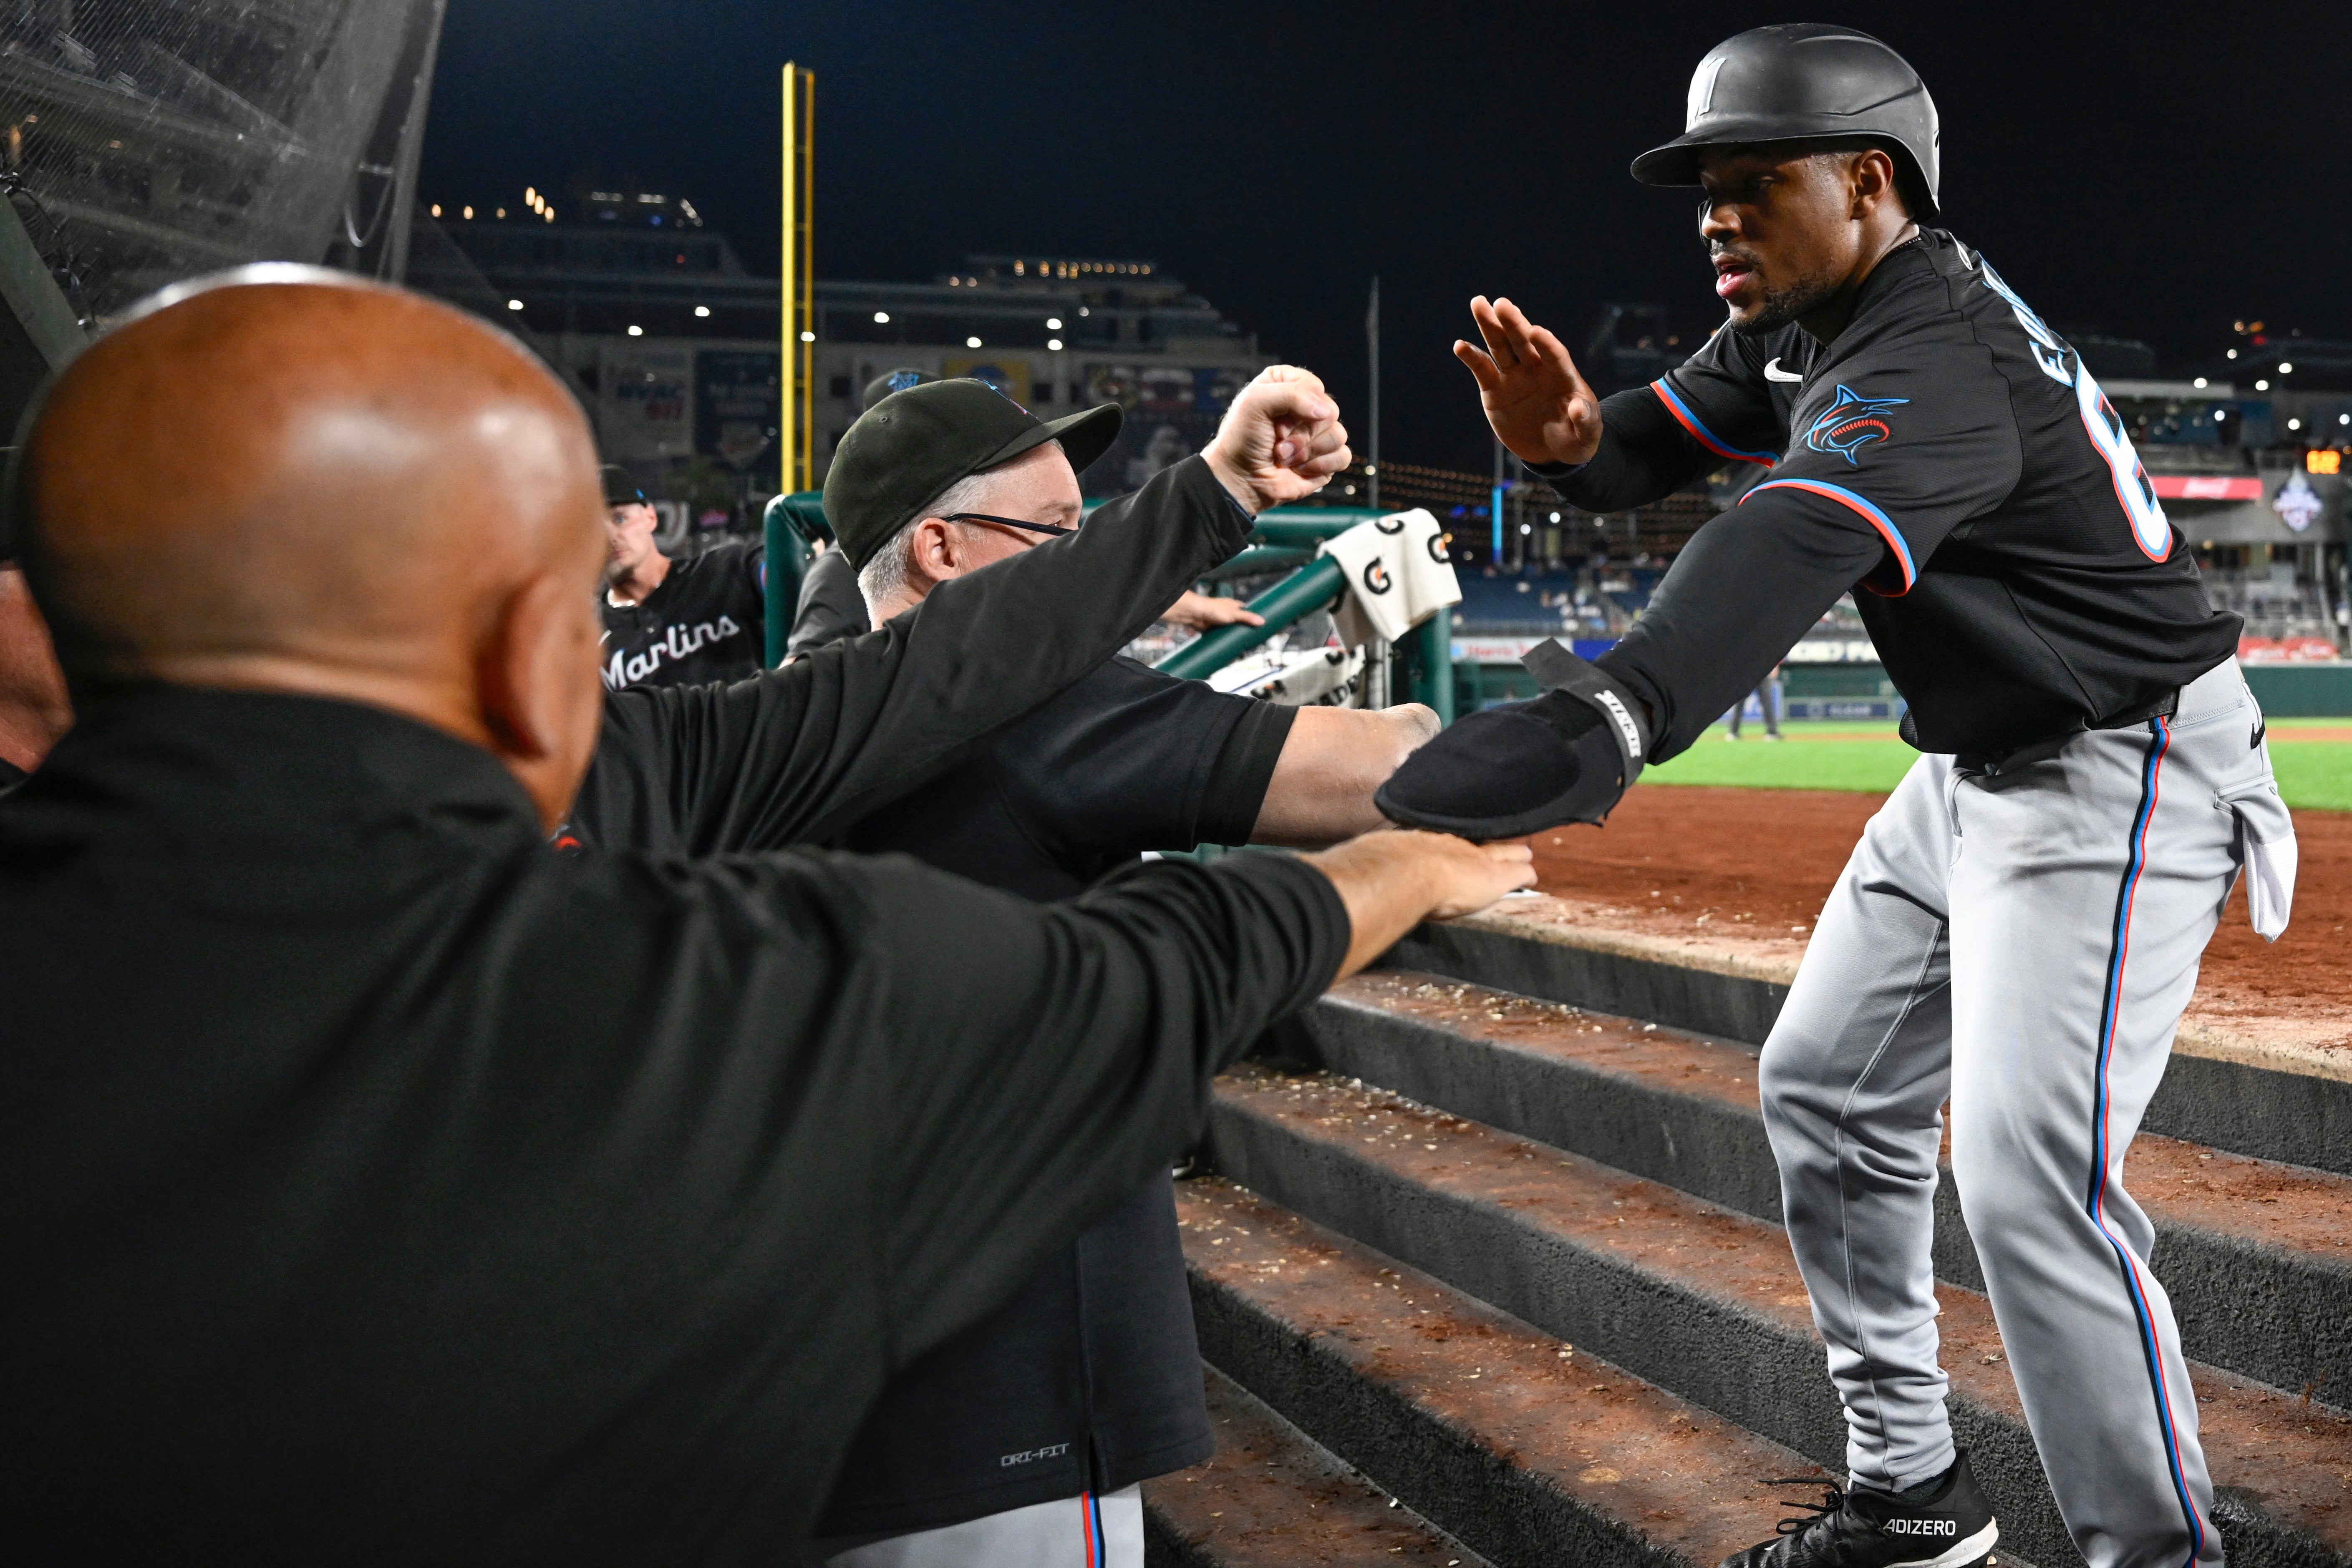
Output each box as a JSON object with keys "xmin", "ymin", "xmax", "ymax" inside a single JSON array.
[{"xmin": 1649, "ymin": 718, "xmax": 2352, "ymax": 812}]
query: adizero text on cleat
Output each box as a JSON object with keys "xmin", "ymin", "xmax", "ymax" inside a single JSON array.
[{"xmin": 1716, "ymin": 1452, "xmax": 1998, "ymax": 1568}]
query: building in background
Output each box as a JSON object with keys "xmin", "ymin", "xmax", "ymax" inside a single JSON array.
[
  {"xmin": 411, "ymin": 201, "xmax": 1272, "ymax": 534},
  {"xmin": 811, "ymin": 254, "xmax": 1270, "ymax": 498}
]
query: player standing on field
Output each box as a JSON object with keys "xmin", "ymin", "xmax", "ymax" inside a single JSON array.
[{"xmin": 1379, "ymin": 24, "xmax": 2298, "ymax": 1568}]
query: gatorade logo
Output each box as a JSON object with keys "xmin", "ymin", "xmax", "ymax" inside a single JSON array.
[
  {"xmin": 1426, "ymin": 533, "xmax": 1451, "ymax": 565},
  {"xmin": 1884, "ymin": 1519, "xmax": 1959, "ymax": 1537},
  {"xmin": 1595, "ymin": 689, "xmax": 1642, "ymax": 758},
  {"xmin": 1376, "ymin": 514, "xmax": 1406, "ymax": 534},
  {"xmin": 1362, "ymin": 560, "xmax": 1393, "ymax": 595}
]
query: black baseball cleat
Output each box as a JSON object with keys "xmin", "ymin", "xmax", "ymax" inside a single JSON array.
[{"xmin": 1717, "ymin": 1452, "xmax": 1998, "ymax": 1568}]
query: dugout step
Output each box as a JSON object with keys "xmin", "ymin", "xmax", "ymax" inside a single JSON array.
[
  {"xmin": 1176, "ymin": 1175, "xmax": 1840, "ymax": 1568},
  {"xmin": 1381, "ymin": 900, "xmax": 2352, "ymax": 1178},
  {"xmin": 1201, "ymin": 1063, "xmax": 2352, "ymax": 1568},
  {"xmin": 1299, "ymin": 971, "xmax": 2352, "ymax": 1403},
  {"xmin": 1142, "ymin": 1365, "xmax": 1487, "ymax": 1568}
]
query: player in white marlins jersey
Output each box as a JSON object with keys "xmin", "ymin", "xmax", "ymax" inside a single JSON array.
[{"xmin": 1378, "ymin": 23, "xmax": 2299, "ymax": 1568}]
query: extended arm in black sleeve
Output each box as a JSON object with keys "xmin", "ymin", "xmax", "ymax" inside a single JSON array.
[
  {"xmin": 864, "ymin": 850, "xmax": 1350, "ymax": 1362},
  {"xmin": 1596, "ymin": 486, "xmax": 1886, "ymax": 762},
  {"xmin": 572, "ymin": 456, "xmax": 1251, "ymax": 855},
  {"xmin": 783, "ymin": 548, "xmax": 870, "ymax": 660},
  {"xmin": 1527, "ymin": 387, "xmax": 1720, "ymax": 513}
]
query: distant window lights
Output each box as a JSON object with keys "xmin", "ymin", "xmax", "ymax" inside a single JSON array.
[
  {"xmin": 801, "ymin": 331, "xmax": 816, "ymax": 343},
  {"xmin": 694, "ymin": 306, "xmax": 711, "ymax": 318},
  {"xmin": 873, "ymin": 312, "xmax": 890, "ymax": 323},
  {"xmin": 506, "ymin": 299, "xmax": 523, "ymax": 312},
  {"xmin": 1046, "ymin": 317, "xmax": 1062, "ymax": 330},
  {"xmin": 966, "ymin": 336, "xmax": 983, "ymax": 348},
  {"xmin": 1047, "ymin": 339, "xmax": 1063, "ymax": 351},
  {"xmin": 627, "ymin": 325, "xmax": 643, "ymax": 337}
]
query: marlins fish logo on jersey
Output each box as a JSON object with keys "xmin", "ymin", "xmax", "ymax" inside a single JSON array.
[{"xmin": 1804, "ymin": 385, "xmax": 1910, "ymax": 465}]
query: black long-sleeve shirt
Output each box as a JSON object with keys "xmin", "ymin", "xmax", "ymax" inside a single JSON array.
[
  {"xmin": 785, "ymin": 546, "xmax": 871, "ymax": 661},
  {"xmin": 572, "ymin": 454, "xmax": 1248, "ymax": 855},
  {"xmin": 1540, "ymin": 231, "xmax": 2236, "ymax": 763},
  {"xmin": 0, "ymin": 687, "xmax": 1348, "ymax": 1563}
]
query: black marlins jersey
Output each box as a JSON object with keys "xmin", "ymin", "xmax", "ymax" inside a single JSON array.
[
  {"xmin": 1644, "ymin": 230, "xmax": 2239, "ymax": 756},
  {"xmin": 599, "ymin": 540, "xmax": 766, "ymax": 691}
]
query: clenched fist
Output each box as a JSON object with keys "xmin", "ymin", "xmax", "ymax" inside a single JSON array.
[{"xmin": 1202, "ymin": 366, "xmax": 1352, "ymax": 514}]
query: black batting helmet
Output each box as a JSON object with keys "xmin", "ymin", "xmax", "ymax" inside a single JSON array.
[{"xmin": 1631, "ymin": 24, "xmax": 1941, "ymax": 221}]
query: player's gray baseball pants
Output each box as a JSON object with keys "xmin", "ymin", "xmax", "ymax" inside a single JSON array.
[{"xmin": 1759, "ymin": 658, "xmax": 2295, "ymax": 1568}]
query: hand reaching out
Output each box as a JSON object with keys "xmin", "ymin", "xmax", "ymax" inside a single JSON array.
[
  {"xmin": 1163, "ymin": 589, "xmax": 1265, "ymax": 632},
  {"xmin": 1455, "ymin": 297, "xmax": 1604, "ymax": 468}
]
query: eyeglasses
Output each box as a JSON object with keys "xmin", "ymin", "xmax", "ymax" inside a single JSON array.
[{"xmin": 938, "ymin": 511, "xmax": 1076, "ymax": 539}]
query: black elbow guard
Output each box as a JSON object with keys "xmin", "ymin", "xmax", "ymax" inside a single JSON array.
[{"xmin": 1375, "ymin": 639, "xmax": 1648, "ymax": 840}]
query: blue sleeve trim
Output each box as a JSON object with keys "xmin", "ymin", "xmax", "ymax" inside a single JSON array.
[
  {"xmin": 1741, "ymin": 478, "xmax": 1918, "ymax": 595},
  {"xmin": 1650, "ymin": 378, "xmax": 1780, "ymax": 465}
]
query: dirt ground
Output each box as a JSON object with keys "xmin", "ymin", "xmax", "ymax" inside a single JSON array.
[{"xmin": 1524, "ymin": 785, "xmax": 2348, "ymax": 1027}]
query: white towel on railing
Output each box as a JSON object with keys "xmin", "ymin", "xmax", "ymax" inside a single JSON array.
[{"xmin": 1319, "ymin": 509, "xmax": 1461, "ymax": 648}]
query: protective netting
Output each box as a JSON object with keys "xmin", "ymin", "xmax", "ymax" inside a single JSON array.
[{"xmin": 2, "ymin": 0, "xmax": 446, "ymax": 319}]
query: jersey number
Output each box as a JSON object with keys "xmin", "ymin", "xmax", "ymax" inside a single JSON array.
[{"xmin": 1980, "ymin": 261, "xmax": 2172, "ymax": 561}]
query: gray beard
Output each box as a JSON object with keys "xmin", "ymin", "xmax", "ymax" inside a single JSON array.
[{"xmin": 1729, "ymin": 269, "xmax": 1841, "ymax": 336}]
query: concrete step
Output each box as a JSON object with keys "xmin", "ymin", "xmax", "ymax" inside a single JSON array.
[
  {"xmin": 1386, "ymin": 903, "xmax": 2352, "ymax": 1176},
  {"xmin": 1142, "ymin": 1366, "xmax": 1487, "ymax": 1568},
  {"xmin": 1175, "ymin": 1175, "xmax": 1843, "ymax": 1568},
  {"xmin": 1202, "ymin": 1063, "xmax": 2352, "ymax": 1568},
  {"xmin": 1299, "ymin": 971, "xmax": 2352, "ymax": 1403}
]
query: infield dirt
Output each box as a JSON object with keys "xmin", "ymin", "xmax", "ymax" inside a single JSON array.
[{"xmin": 1523, "ymin": 785, "xmax": 2348, "ymax": 1052}]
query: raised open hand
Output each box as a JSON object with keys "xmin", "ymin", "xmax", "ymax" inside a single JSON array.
[{"xmin": 1454, "ymin": 297, "xmax": 1603, "ymax": 468}]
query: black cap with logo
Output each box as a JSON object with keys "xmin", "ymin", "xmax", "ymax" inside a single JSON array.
[
  {"xmin": 823, "ymin": 379, "xmax": 1122, "ymax": 570},
  {"xmin": 600, "ymin": 465, "xmax": 648, "ymax": 507},
  {"xmin": 1630, "ymin": 24, "xmax": 1941, "ymax": 221}
]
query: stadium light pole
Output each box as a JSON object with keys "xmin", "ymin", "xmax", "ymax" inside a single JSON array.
[
  {"xmin": 770, "ymin": 62, "xmax": 816, "ymax": 668},
  {"xmin": 1366, "ymin": 274, "xmax": 1379, "ymax": 511},
  {"xmin": 1490, "ymin": 437, "xmax": 1505, "ymax": 566}
]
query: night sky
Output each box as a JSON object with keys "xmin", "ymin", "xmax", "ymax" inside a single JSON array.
[{"xmin": 421, "ymin": 0, "xmax": 2345, "ymax": 471}]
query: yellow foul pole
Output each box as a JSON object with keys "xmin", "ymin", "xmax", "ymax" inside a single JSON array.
[{"xmin": 780, "ymin": 63, "xmax": 814, "ymax": 494}]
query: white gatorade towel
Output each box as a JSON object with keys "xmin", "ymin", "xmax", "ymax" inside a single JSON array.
[
  {"xmin": 1213, "ymin": 643, "xmax": 1365, "ymax": 706},
  {"xmin": 1320, "ymin": 509, "xmax": 1461, "ymax": 647}
]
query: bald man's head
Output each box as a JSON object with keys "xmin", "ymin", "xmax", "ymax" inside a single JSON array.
[{"xmin": 19, "ymin": 272, "xmax": 610, "ymax": 826}]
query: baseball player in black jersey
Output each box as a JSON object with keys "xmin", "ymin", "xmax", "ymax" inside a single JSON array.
[{"xmin": 1381, "ymin": 24, "xmax": 2298, "ymax": 1568}]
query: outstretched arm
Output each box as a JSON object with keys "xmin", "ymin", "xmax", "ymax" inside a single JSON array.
[
  {"xmin": 1457, "ymin": 297, "xmax": 1752, "ymax": 512},
  {"xmin": 1248, "ymin": 703, "xmax": 1440, "ymax": 846},
  {"xmin": 880, "ymin": 826, "xmax": 1531, "ymax": 1357},
  {"xmin": 572, "ymin": 367, "xmax": 1352, "ymax": 856}
]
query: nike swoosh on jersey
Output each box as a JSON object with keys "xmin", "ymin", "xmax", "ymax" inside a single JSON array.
[
  {"xmin": 1764, "ymin": 358, "xmax": 1804, "ymax": 383},
  {"xmin": 2252, "ymin": 717, "xmax": 2266, "ymax": 749}
]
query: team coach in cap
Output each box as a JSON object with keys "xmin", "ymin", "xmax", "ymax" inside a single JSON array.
[
  {"xmin": 782, "ymin": 367, "xmax": 1265, "ymax": 663},
  {"xmin": 560, "ymin": 367, "xmax": 1334, "ymax": 858},
  {"xmin": 810, "ymin": 379, "xmax": 1438, "ymax": 1564},
  {"xmin": 1, "ymin": 270, "xmax": 1535, "ymax": 1563}
]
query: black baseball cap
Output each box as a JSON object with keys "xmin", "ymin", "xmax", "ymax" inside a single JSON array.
[
  {"xmin": 824, "ymin": 379, "xmax": 1122, "ymax": 570},
  {"xmin": 600, "ymin": 464, "xmax": 647, "ymax": 507}
]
